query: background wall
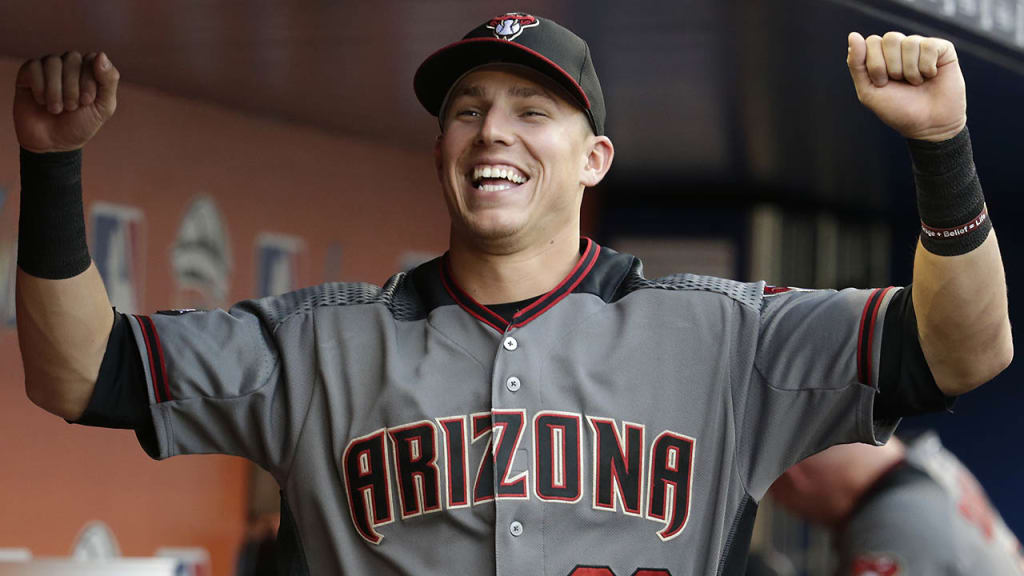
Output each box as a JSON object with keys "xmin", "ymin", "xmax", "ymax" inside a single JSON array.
[{"xmin": 0, "ymin": 57, "xmax": 449, "ymax": 574}]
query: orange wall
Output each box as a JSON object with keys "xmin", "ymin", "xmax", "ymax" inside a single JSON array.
[{"xmin": 0, "ymin": 57, "xmax": 449, "ymax": 575}]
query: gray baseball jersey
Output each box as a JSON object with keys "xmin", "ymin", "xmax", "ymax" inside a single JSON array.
[
  {"xmin": 124, "ymin": 239, "xmax": 899, "ymax": 575},
  {"xmin": 837, "ymin": 432, "xmax": 1024, "ymax": 576}
]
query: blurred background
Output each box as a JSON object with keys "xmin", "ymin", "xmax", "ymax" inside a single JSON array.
[{"xmin": 0, "ymin": 1, "xmax": 1020, "ymax": 574}]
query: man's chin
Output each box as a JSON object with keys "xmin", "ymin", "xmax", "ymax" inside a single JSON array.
[{"xmin": 456, "ymin": 218, "xmax": 526, "ymax": 246}]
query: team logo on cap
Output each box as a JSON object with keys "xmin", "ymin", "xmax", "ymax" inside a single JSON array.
[{"xmin": 486, "ymin": 12, "xmax": 539, "ymax": 41}]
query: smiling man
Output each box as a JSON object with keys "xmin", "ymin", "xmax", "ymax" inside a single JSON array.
[{"xmin": 13, "ymin": 11, "xmax": 1012, "ymax": 576}]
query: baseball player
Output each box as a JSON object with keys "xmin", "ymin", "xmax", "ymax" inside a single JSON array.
[
  {"xmin": 770, "ymin": 433, "xmax": 1024, "ymax": 575},
  {"xmin": 12, "ymin": 12, "xmax": 1012, "ymax": 576}
]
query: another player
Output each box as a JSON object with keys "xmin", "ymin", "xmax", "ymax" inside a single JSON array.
[
  {"xmin": 770, "ymin": 433, "xmax": 1024, "ymax": 575},
  {"xmin": 13, "ymin": 13, "xmax": 1012, "ymax": 575}
]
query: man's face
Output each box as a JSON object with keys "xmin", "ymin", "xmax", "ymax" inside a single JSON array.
[{"xmin": 435, "ymin": 65, "xmax": 607, "ymax": 250}]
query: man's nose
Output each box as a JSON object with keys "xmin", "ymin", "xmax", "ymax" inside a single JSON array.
[{"xmin": 476, "ymin": 108, "xmax": 515, "ymax": 146}]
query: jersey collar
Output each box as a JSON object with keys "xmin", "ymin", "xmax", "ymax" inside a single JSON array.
[{"xmin": 426, "ymin": 237, "xmax": 628, "ymax": 333}]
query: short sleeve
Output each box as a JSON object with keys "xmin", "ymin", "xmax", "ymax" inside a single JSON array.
[
  {"xmin": 736, "ymin": 286, "xmax": 902, "ymax": 499},
  {"xmin": 126, "ymin": 297, "xmax": 316, "ymax": 477}
]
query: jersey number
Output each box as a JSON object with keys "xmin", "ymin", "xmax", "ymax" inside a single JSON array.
[{"xmin": 570, "ymin": 568, "xmax": 670, "ymax": 576}]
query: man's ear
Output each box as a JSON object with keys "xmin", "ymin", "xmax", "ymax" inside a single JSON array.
[{"xmin": 581, "ymin": 135, "xmax": 614, "ymax": 188}]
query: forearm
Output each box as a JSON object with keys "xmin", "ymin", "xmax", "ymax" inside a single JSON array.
[
  {"xmin": 15, "ymin": 148, "xmax": 112, "ymax": 420},
  {"xmin": 909, "ymin": 131, "xmax": 1012, "ymax": 395},
  {"xmin": 913, "ymin": 233, "xmax": 1011, "ymax": 395},
  {"xmin": 17, "ymin": 264, "xmax": 113, "ymax": 419}
]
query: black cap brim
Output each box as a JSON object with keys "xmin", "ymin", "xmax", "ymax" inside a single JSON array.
[{"xmin": 414, "ymin": 38, "xmax": 593, "ymax": 129}]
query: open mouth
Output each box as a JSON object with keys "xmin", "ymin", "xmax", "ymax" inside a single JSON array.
[{"xmin": 470, "ymin": 164, "xmax": 529, "ymax": 192}]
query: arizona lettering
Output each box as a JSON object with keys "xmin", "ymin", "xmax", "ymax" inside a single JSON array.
[{"xmin": 342, "ymin": 411, "xmax": 695, "ymax": 544}]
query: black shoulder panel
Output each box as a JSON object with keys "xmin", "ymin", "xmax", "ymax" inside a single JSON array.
[
  {"xmin": 238, "ymin": 271, "xmax": 428, "ymax": 329},
  {"xmin": 614, "ymin": 258, "xmax": 763, "ymax": 312}
]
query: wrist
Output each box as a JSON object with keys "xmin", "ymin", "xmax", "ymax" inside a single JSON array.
[
  {"xmin": 20, "ymin": 147, "xmax": 83, "ymax": 166},
  {"xmin": 906, "ymin": 120, "xmax": 967, "ymax": 143},
  {"xmin": 17, "ymin": 147, "xmax": 91, "ymax": 279},
  {"xmin": 908, "ymin": 127, "xmax": 991, "ymax": 256},
  {"xmin": 19, "ymin": 144, "xmax": 86, "ymax": 155},
  {"xmin": 907, "ymin": 127, "xmax": 972, "ymax": 176}
]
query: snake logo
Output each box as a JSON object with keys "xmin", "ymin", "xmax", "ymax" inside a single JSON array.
[{"xmin": 486, "ymin": 12, "xmax": 539, "ymax": 41}]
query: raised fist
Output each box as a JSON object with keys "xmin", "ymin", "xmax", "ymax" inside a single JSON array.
[
  {"xmin": 847, "ymin": 32, "xmax": 966, "ymax": 142},
  {"xmin": 13, "ymin": 51, "xmax": 120, "ymax": 153}
]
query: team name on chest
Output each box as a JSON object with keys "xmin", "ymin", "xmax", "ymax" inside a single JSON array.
[{"xmin": 343, "ymin": 410, "xmax": 696, "ymax": 544}]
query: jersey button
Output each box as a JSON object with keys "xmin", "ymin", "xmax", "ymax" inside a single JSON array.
[
  {"xmin": 509, "ymin": 520, "xmax": 524, "ymax": 537},
  {"xmin": 503, "ymin": 336, "xmax": 519, "ymax": 351},
  {"xmin": 505, "ymin": 376, "xmax": 521, "ymax": 392}
]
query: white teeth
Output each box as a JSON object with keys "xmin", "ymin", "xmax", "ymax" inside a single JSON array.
[
  {"xmin": 480, "ymin": 183, "xmax": 512, "ymax": 192},
  {"xmin": 471, "ymin": 165, "xmax": 527, "ymax": 186}
]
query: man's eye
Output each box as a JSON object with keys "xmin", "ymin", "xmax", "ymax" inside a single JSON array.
[
  {"xmin": 456, "ymin": 109, "xmax": 480, "ymax": 118},
  {"xmin": 523, "ymin": 110, "xmax": 548, "ymax": 117}
]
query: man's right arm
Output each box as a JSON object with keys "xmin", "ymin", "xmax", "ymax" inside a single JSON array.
[{"xmin": 13, "ymin": 51, "xmax": 121, "ymax": 420}]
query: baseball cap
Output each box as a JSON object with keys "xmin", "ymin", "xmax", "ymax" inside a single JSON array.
[{"xmin": 414, "ymin": 12, "xmax": 606, "ymax": 135}]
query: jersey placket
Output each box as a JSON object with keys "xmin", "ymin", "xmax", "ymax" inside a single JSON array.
[{"xmin": 490, "ymin": 321, "xmax": 543, "ymax": 576}]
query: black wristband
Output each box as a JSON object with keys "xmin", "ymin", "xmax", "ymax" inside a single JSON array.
[
  {"xmin": 17, "ymin": 148, "xmax": 91, "ymax": 279},
  {"xmin": 908, "ymin": 127, "xmax": 991, "ymax": 256}
]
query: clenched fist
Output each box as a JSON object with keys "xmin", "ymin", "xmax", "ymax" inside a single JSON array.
[
  {"xmin": 13, "ymin": 51, "xmax": 120, "ymax": 153},
  {"xmin": 847, "ymin": 32, "xmax": 966, "ymax": 142}
]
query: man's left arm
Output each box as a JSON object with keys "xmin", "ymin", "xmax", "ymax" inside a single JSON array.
[{"xmin": 848, "ymin": 31, "xmax": 1012, "ymax": 396}]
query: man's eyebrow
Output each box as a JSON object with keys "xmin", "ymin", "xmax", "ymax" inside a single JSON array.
[
  {"xmin": 450, "ymin": 84, "xmax": 485, "ymax": 99},
  {"xmin": 449, "ymin": 83, "xmax": 559, "ymax": 103},
  {"xmin": 509, "ymin": 84, "xmax": 558, "ymax": 102}
]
